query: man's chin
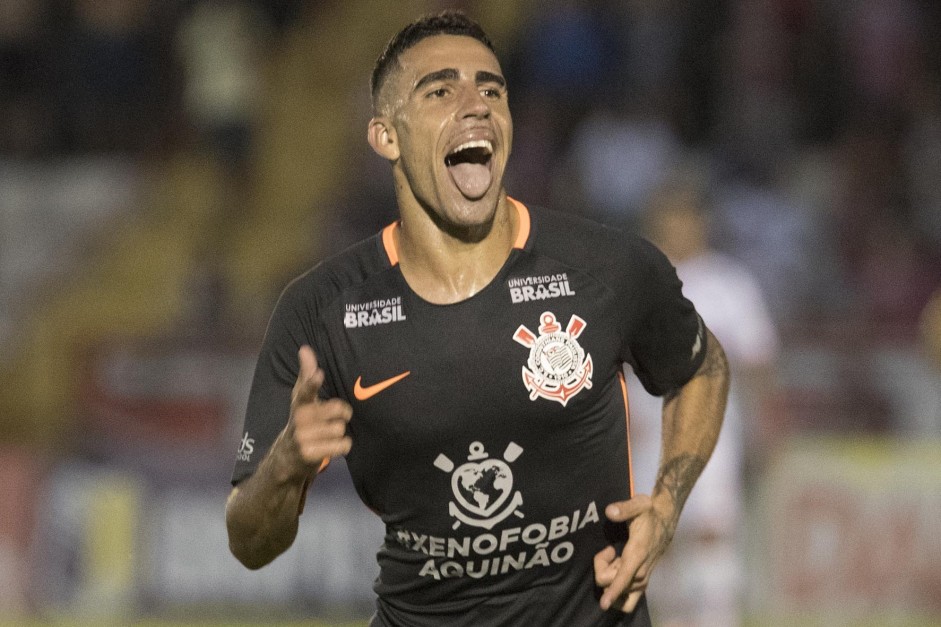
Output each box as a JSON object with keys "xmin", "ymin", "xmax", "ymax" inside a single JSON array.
[{"xmin": 432, "ymin": 190, "xmax": 502, "ymax": 241}]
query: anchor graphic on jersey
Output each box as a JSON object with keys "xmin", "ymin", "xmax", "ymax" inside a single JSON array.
[
  {"xmin": 434, "ymin": 441, "xmax": 524, "ymax": 530},
  {"xmin": 513, "ymin": 311, "xmax": 593, "ymax": 406}
]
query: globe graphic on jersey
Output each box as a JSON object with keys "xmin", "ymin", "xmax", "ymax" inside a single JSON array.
[{"xmin": 454, "ymin": 460, "xmax": 512, "ymax": 515}]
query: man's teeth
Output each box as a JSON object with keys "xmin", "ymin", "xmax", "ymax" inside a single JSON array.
[{"xmin": 450, "ymin": 140, "xmax": 493, "ymax": 155}]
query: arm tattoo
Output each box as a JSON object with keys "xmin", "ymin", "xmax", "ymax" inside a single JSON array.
[
  {"xmin": 653, "ymin": 327, "xmax": 728, "ymax": 535},
  {"xmin": 698, "ymin": 331, "xmax": 730, "ymax": 379},
  {"xmin": 655, "ymin": 453, "xmax": 707, "ymax": 514}
]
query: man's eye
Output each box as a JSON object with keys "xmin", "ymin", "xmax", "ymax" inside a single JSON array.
[
  {"xmin": 428, "ymin": 88, "xmax": 449, "ymax": 98},
  {"xmin": 482, "ymin": 88, "xmax": 502, "ymax": 99}
]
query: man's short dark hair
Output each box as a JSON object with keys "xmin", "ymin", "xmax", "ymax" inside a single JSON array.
[{"xmin": 371, "ymin": 10, "xmax": 496, "ymax": 109}]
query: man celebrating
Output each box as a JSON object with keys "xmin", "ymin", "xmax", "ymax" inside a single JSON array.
[{"xmin": 226, "ymin": 11, "xmax": 729, "ymax": 626}]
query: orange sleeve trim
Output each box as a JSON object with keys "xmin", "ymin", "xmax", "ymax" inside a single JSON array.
[
  {"xmin": 617, "ymin": 371, "xmax": 635, "ymax": 498},
  {"xmin": 508, "ymin": 197, "xmax": 531, "ymax": 249},
  {"xmin": 381, "ymin": 221, "xmax": 400, "ymax": 266}
]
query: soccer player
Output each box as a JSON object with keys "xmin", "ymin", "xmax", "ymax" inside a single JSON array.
[{"xmin": 225, "ymin": 11, "xmax": 730, "ymax": 626}]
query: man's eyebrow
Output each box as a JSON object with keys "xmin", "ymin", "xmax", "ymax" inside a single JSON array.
[
  {"xmin": 414, "ymin": 68, "xmax": 459, "ymax": 92},
  {"xmin": 412, "ymin": 69, "xmax": 507, "ymax": 93},
  {"xmin": 476, "ymin": 71, "xmax": 506, "ymax": 88}
]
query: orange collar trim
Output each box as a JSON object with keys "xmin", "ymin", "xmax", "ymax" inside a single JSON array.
[
  {"xmin": 381, "ymin": 221, "xmax": 400, "ymax": 266},
  {"xmin": 380, "ymin": 197, "xmax": 531, "ymax": 267},
  {"xmin": 508, "ymin": 197, "xmax": 531, "ymax": 250}
]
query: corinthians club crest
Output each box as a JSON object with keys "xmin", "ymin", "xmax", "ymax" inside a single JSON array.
[{"xmin": 513, "ymin": 311, "xmax": 593, "ymax": 406}]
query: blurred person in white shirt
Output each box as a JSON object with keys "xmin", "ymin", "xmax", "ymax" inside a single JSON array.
[{"xmin": 627, "ymin": 173, "xmax": 779, "ymax": 627}]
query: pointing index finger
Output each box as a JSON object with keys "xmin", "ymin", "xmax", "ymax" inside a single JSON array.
[{"xmin": 293, "ymin": 345, "xmax": 323, "ymax": 404}]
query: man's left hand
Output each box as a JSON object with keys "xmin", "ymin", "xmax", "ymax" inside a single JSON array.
[{"xmin": 593, "ymin": 494, "xmax": 676, "ymax": 613}]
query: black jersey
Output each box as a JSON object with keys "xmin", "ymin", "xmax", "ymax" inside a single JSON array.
[{"xmin": 233, "ymin": 200, "xmax": 706, "ymax": 627}]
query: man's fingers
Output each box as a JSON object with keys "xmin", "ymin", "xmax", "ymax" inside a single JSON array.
[
  {"xmin": 597, "ymin": 495, "xmax": 672, "ymax": 612},
  {"xmin": 298, "ymin": 436, "xmax": 352, "ymax": 463},
  {"xmin": 593, "ymin": 546, "xmax": 618, "ymax": 586},
  {"xmin": 604, "ymin": 494, "xmax": 652, "ymax": 523},
  {"xmin": 596, "ymin": 550, "xmax": 649, "ymax": 612},
  {"xmin": 292, "ymin": 398, "xmax": 352, "ymax": 437},
  {"xmin": 616, "ymin": 589, "xmax": 645, "ymax": 614},
  {"xmin": 291, "ymin": 394, "xmax": 354, "ymax": 466},
  {"xmin": 294, "ymin": 398, "xmax": 353, "ymax": 424},
  {"xmin": 298, "ymin": 345, "xmax": 319, "ymax": 377},
  {"xmin": 281, "ymin": 346, "xmax": 355, "ymax": 469},
  {"xmin": 293, "ymin": 416, "xmax": 348, "ymax": 440},
  {"xmin": 599, "ymin": 555, "xmax": 642, "ymax": 611},
  {"xmin": 293, "ymin": 345, "xmax": 323, "ymax": 404},
  {"xmin": 598, "ymin": 534, "xmax": 651, "ymax": 612}
]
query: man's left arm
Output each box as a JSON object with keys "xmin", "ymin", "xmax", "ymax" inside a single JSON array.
[{"xmin": 595, "ymin": 328, "xmax": 730, "ymax": 613}]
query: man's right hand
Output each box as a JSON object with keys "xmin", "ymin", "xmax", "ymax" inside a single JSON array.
[
  {"xmin": 226, "ymin": 345, "xmax": 353, "ymax": 570},
  {"xmin": 285, "ymin": 345, "xmax": 353, "ymax": 472}
]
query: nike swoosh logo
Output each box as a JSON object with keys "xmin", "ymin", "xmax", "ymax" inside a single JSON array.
[{"xmin": 353, "ymin": 371, "xmax": 411, "ymax": 400}]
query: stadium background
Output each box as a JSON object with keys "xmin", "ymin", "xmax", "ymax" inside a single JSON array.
[{"xmin": 1, "ymin": 0, "xmax": 939, "ymax": 625}]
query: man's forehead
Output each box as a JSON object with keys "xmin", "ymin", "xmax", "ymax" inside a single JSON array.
[{"xmin": 396, "ymin": 34, "xmax": 502, "ymax": 82}]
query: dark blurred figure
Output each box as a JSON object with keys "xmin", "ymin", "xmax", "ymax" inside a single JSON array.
[
  {"xmin": 619, "ymin": 0, "xmax": 726, "ymax": 145},
  {"xmin": 0, "ymin": 0, "xmax": 55, "ymax": 156},
  {"xmin": 56, "ymin": 0, "xmax": 180, "ymax": 154},
  {"xmin": 862, "ymin": 223, "xmax": 941, "ymax": 436},
  {"xmin": 503, "ymin": 0, "xmax": 625, "ymax": 202},
  {"xmin": 842, "ymin": 0, "xmax": 922, "ymax": 116},
  {"xmin": 250, "ymin": 0, "xmax": 305, "ymax": 36},
  {"xmin": 897, "ymin": 289, "xmax": 941, "ymax": 434},
  {"xmin": 921, "ymin": 290, "xmax": 941, "ymax": 377},
  {"xmin": 176, "ymin": 0, "xmax": 271, "ymax": 176},
  {"xmin": 509, "ymin": 0, "xmax": 624, "ymax": 124}
]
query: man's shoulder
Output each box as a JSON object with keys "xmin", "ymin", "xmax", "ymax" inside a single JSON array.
[
  {"xmin": 281, "ymin": 232, "xmax": 391, "ymax": 307},
  {"xmin": 525, "ymin": 203, "xmax": 654, "ymax": 269},
  {"xmin": 527, "ymin": 203, "xmax": 611, "ymax": 235}
]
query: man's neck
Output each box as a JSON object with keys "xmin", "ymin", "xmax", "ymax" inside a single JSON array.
[{"xmin": 394, "ymin": 194, "xmax": 517, "ymax": 305}]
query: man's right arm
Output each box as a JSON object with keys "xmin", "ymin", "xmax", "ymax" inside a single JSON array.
[{"xmin": 225, "ymin": 345, "xmax": 353, "ymax": 569}]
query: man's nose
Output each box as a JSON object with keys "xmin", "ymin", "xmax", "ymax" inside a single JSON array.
[{"xmin": 458, "ymin": 86, "xmax": 490, "ymax": 118}]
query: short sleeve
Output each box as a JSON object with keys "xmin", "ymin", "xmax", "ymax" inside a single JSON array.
[
  {"xmin": 621, "ymin": 239, "xmax": 706, "ymax": 396},
  {"xmin": 230, "ymin": 279, "xmax": 329, "ymax": 485}
]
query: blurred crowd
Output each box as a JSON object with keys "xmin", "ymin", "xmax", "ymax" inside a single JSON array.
[
  {"xmin": 513, "ymin": 0, "xmax": 941, "ymax": 445},
  {"xmin": 3, "ymin": 0, "xmax": 940, "ymax": 352},
  {"xmin": 0, "ymin": 0, "xmax": 306, "ymax": 158},
  {"xmin": 505, "ymin": 0, "xmax": 941, "ymax": 344},
  {"xmin": 1, "ymin": 0, "xmax": 941, "ymax": 624}
]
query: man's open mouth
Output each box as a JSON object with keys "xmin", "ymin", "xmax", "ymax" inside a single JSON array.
[{"xmin": 445, "ymin": 139, "xmax": 494, "ymax": 199}]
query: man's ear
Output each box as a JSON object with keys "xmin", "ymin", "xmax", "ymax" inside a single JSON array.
[{"xmin": 368, "ymin": 117, "xmax": 400, "ymax": 161}]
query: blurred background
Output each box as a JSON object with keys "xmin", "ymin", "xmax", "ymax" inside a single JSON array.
[{"xmin": 0, "ymin": 0, "xmax": 939, "ymax": 625}]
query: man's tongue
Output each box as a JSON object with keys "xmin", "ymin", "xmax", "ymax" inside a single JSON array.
[{"xmin": 447, "ymin": 162, "xmax": 492, "ymax": 199}]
